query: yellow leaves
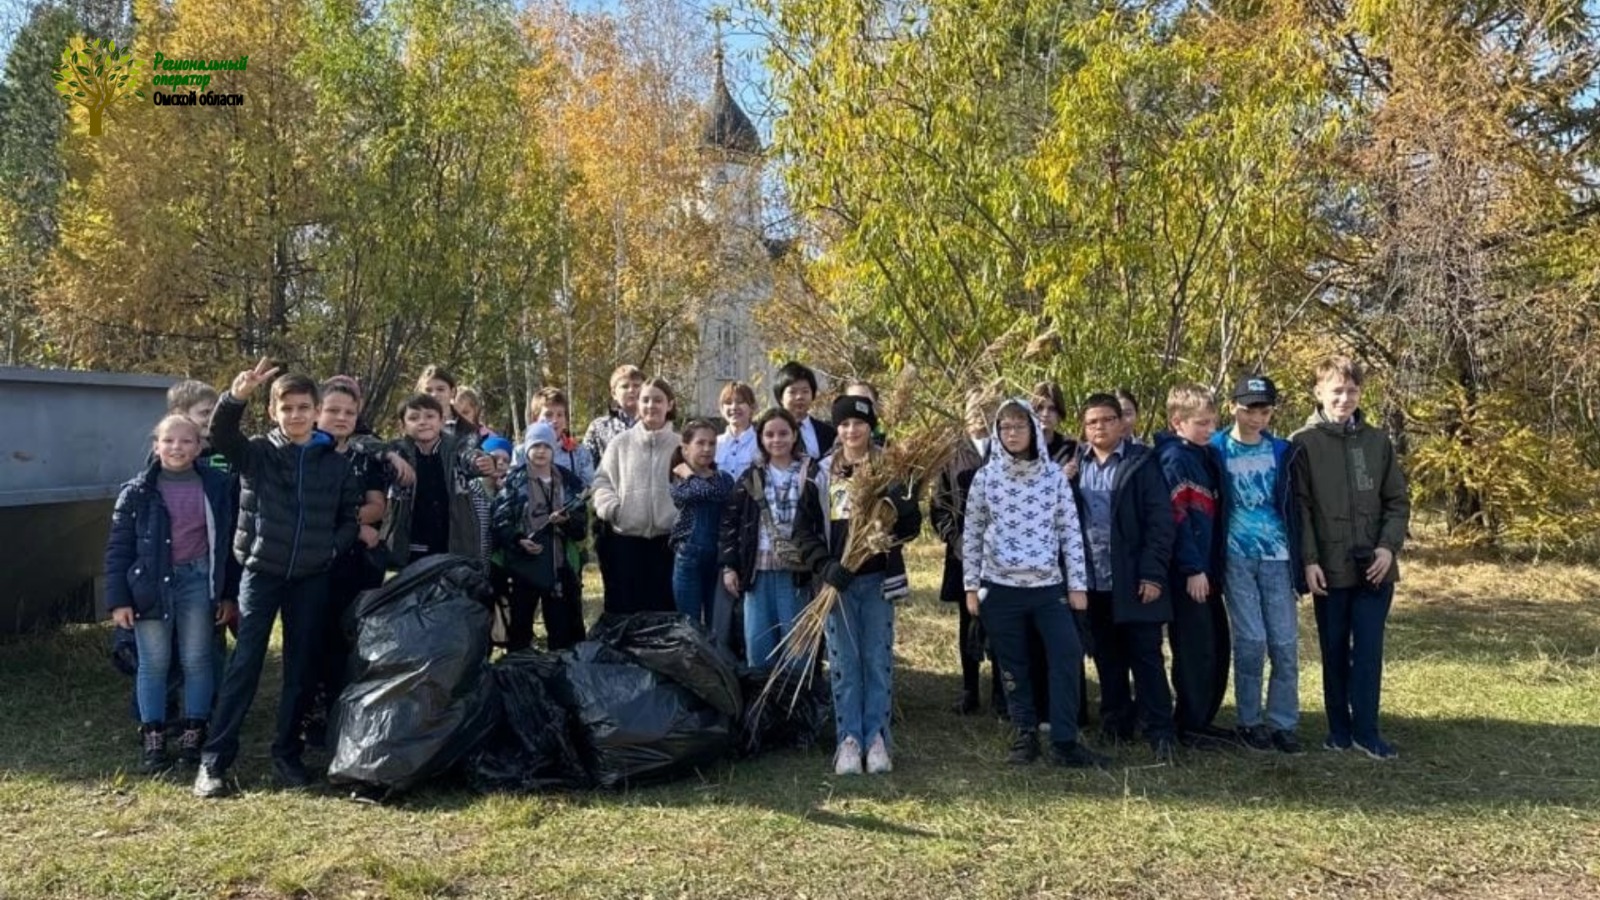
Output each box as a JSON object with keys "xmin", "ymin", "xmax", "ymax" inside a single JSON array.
[{"xmin": 1408, "ymin": 384, "xmax": 1600, "ymax": 550}]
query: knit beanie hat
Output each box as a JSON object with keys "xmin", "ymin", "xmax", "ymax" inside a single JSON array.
[{"xmin": 831, "ymin": 394, "xmax": 878, "ymax": 432}]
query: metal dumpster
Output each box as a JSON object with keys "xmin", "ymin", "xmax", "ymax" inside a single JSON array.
[{"xmin": 0, "ymin": 367, "xmax": 174, "ymax": 633}]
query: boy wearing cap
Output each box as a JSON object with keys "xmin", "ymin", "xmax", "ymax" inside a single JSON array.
[
  {"xmin": 491, "ymin": 422, "xmax": 589, "ymax": 651},
  {"xmin": 1211, "ymin": 374, "xmax": 1304, "ymax": 754}
]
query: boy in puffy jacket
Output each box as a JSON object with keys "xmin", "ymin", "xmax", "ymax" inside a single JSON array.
[{"xmin": 193, "ymin": 359, "xmax": 361, "ymax": 798}]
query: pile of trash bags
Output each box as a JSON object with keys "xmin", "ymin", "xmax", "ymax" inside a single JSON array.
[{"xmin": 328, "ymin": 555, "xmax": 829, "ymax": 798}]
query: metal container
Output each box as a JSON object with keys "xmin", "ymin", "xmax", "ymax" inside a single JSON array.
[{"xmin": 0, "ymin": 367, "xmax": 173, "ymax": 633}]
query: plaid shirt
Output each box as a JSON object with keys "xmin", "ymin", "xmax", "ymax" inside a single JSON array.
[{"xmin": 754, "ymin": 459, "xmax": 805, "ymax": 571}]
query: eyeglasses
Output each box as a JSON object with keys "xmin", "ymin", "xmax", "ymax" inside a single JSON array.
[{"xmin": 997, "ymin": 422, "xmax": 1031, "ymax": 434}]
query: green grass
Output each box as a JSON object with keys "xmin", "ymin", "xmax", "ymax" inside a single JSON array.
[{"xmin": 2, "ymin": 540, "xmax": 1597, "ymax": 899}]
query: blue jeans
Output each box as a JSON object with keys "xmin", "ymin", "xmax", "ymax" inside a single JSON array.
[
  {"xmin": 824, "ymin": 572, "xmax": 893, "ymax": 748},
  {"xmin": 1223, "ymin": 557, "xmax": 1300, "ymax": 731},
  {"xmin": 979, "ymin": 582, "xmax": 1084, "ymax": 740},
  {"xmin": 671, "ymin": 544, "xmax": 719, "ymax": 629},
  {"xmin": 202, "ymin": 569, "xmax": 328, "ymax": 771},
  {"xmin": 1314, "ymin": 581, "xmax": 1394, "ymax": 745},
  {"xmin": 133, "ymin": 559, "xmax": 215, "ymax": 723},
  {"xmin": 743, "ymin": 570, "xmax": 806, "ymax": 668}
]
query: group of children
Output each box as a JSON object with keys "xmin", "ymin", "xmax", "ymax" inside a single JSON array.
[
  {"xmin": 103, "ymin": 352, "xmax": 1408, "ymax": 794},
  {"xmin": 935, "ymin": 360, "xmax": 1410, "ymax": 769}
]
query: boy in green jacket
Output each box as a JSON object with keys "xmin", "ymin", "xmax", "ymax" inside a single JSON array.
[{"xmin": 1291, "ymin": 356, "xmax": 1410, "ymax": 760}]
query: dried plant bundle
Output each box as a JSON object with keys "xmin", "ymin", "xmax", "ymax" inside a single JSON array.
[{"xmin": 753, "ymin": 423, "xmax": 962, "ymax": 713}]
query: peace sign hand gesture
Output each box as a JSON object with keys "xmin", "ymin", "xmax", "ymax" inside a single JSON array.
[{"xmin": 231, "ymin": 357, "xmax": 281, "ymax": 399}]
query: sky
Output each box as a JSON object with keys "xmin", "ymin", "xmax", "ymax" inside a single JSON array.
[{"xmin": 0, "ymin": 0, "xmax": 780, "ymax": 139}]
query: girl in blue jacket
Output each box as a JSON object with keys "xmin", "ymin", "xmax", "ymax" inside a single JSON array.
[{"xmin": 105, "ymin": 415, "xmax": 235, "ymax": 774}]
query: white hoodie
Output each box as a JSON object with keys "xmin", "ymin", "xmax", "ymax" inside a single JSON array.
[{"xmin": 961, "ymin": 399, "xmax": 1089, "ymax": 593}]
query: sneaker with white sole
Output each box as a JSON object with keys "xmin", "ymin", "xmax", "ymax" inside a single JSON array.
[
  {"xmin": 1353, "ymin": 736, "xmax": 1398, "ymax": 761},
  {"xmin": 833, "ymin": 737, "xmax": 863, "ymax": 776},
  {"xmin": 865, "ymin": 735, "xmax": 892, "ymax": 774}
]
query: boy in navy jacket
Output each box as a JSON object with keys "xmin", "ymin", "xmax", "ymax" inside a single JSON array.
[
  {"xmin": 1154, "ymin": 383, "xmax": 1233, "ymax": 750},
  {"xmin": 1072, "ymin": 393, "xmax": 1179, "ymax": 763},
  {"xmin": 193, "ymin": 359, "xmax": 361, "ymax": 798}
]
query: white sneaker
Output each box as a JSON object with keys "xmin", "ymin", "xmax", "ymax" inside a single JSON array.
[
  {"xmin": 865, "ymin": 735, "xmax": 892, "ymax": 774},
  {"xmin": 834, "ymin": 737, "xmax": 863, "ymax": 776},
  {"xmin": 1038, "ymin": 722, "xmax": 1052, "ymax": 735}
]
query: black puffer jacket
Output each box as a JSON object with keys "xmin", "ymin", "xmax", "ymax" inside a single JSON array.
[
  {"xmin": 719, "ymin": 460, "xmax": 816, "ymax": 591},
  {"xmin": 211, "ymin": 393, "xmax": 361, "ymax": 579}
]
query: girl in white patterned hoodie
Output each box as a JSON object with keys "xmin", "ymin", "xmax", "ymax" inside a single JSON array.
[{"xmin": 962, "ymin": 399, "xmax": 1110, "ymax": 769}]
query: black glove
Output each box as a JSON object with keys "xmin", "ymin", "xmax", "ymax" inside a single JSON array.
[{"xmin": 822, "ymin": 561, "xmax": 855, "ymax": 592}]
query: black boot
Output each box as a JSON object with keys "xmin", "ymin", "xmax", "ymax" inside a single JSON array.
[
  {"xmin": 1007, "ymin": 729, "xmax": 1040, "ymax": 765},
  {"xmin": 177, "ymin": 719, "xmax": 207, "ymax": 766},
  {"xmin": 140, "ymin": 724, "xmax": 169, "ymax": 775}
]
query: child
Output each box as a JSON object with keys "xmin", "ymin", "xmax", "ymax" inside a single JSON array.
[
  {"xmin": 774, "ymin": 361, "xmax": 836, "ymax": 459},
  {"xmin": 1071, "ymin": 393, "xmax": 1179, "ymax": 763},
  {"xmin": 1154, "ymin": 384, "xmax": 1234, "ymax": 750},
  {"xmin": 518, "ymin": 387, "xmax": 595, "ymax": 486},
  {"xmin": 119, "ymin": 380, "xmax": 239, "ymax": 729},
  {"xmin": 302, "ymin": 377, "xmax": 391, "ymax": 750},
  {"xmin": 452, "ymin": 386, "xmax": 492, "ymax": 441},
  {"xmin": 167, "ymin": 380, "xmax": 218, "ymax": 450},
  {"xmin": 1292, "ymin": 357, "xmax": 1410, "ymax": 760},
  {"xmin": 582, "ymin": 364, "xmax": 644, "ymax": 471},
  {"xmin": 193, "ymin": 360, "xmax": 361, "ymax": 797},
  {"xmin": 491, "ymin": 421, "xmax": 589, "ymax": 651},
  {"xmin": 417, "ymin": 364, "xmax": 478, "ymax": 438},
  {"xmin": 930, "ymin": 391, "xmax": 1000, "ymax": 715},
  {"xmin": 106, "ymin": 415, "xmax": 235, "ymax": 773},
  {"xmin": 1116, "ymin": 388, "xmax": 1144, "ymax": 445},
  {"xmin": 1032, "ymin": 381, "xmax": 1077, "ymax": 466},
  {"xmin": 843, "ymin": 379, "xmax": 887, "ymax": 446},
  {"xmin": 716, "ymin": 381, "xmax": 759, "ymax": 481},
  {"xmin": 962, "ymin": 400, "xmax": 1108, "ymax": 769},
  {"xmin": 670, "ymin": 418, "xmax": 735, "ymax": 628},
  {"xmin": 380, "ymin": 393, "xmax": 492, "ymax": 569},
  {"xmin": 584, "ymin": 364, "xmax": 644, "ymax": 609},
  {"xmin": 794, "ymin": 395, "xmax": 921, "ymax": 775},
  {"xmin": 592, "ymin": 377, "xmax": 680, "ymax": 614},
  {"xmin": 1211, "ymin": 374, "xmax": 1304, "ymax": 754},
  {"xmin": 720, "ymin": 408, "xmax": 813, "ymax": 668}
]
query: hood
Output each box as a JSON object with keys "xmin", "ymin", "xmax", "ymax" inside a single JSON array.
[
  {"xmin": 269, "ymin": 427, "xmax": 335, "ymax": 450},
  {"xmin": 1304, "ymin": 407, "xmax": 1366, "ymax": 434},
  {"xmin": 1152, "ymin": 429, "xmax": 1188, "ymax": 453},
  {"xmin": 987, "ymin": 397, "xmax": 1051, "ymax": 473}
]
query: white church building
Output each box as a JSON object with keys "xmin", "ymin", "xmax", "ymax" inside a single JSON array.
[{"xmin": 690, "ymin": 49, "xmax": 789, "ymax": 417}]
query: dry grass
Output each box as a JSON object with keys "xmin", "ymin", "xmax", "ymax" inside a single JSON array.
[{"xmin": 1, "ymin": 537, "xmax": 1597, "ymax": 899}]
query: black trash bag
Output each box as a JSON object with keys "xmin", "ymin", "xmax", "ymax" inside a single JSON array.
[
  {"xmin": 329, "ymin": 554, "xmax": 499, "ymax": 792},
  {"xmin": 735, "ymin": 665, "xmax": 833, "ymax": 757},
  {"xmin": 553, "ymin": 641, "xmax": 733, "ymax": 789},
  {"xmin": 467, "ymin": 650, "xmax": 592, "ymax": 793},
  {"xmin": 587, "ymin": 612, "xmax": 743, "ymax": 717}
]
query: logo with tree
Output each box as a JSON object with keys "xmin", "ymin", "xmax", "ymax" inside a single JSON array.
[{"xmin": 53, "ymin": 36, "xmax": 145, "ymax": 137}]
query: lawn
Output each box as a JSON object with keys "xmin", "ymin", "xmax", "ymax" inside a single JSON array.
[{"xmin": 1, "ymin": 540, "xmax": 1597, "ymax": 899}]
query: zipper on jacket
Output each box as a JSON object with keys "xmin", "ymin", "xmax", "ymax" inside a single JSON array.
[{"xmin": 287, "ymin": 444, "xmax": 307, "ymax": 578}]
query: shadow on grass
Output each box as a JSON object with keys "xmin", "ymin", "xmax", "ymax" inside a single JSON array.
[
  {"xmin": 1387, "ymin": 597, "xmax": 1600, "ymax": 664},
  {"xmin": 4, "ymin": 623, "xmax": 1597, "ymax": 825}
]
